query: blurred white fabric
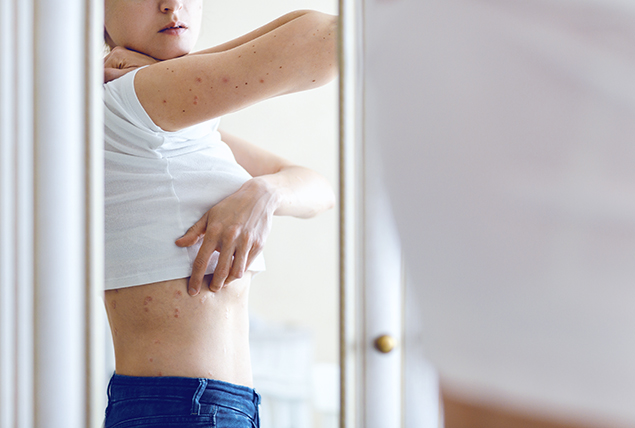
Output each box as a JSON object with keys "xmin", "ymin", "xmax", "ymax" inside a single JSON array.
[{"xmin": 365, "ymin": 0, "xmax": 635, "ymax": 425}]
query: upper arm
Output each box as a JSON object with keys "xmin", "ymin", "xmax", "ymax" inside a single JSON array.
[{"xmin": 134, "ymin": 11, "xmax": 337, "ymax": 132}]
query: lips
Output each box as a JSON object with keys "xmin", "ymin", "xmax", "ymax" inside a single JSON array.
[{"xmin": 160, "ymin": 21, "xmax": 188, "ymax": 32}]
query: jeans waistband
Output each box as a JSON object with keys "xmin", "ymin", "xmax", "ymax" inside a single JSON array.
[{"xmin": 107, "ymin": 373, "xmax": 260, "ymax": 419}]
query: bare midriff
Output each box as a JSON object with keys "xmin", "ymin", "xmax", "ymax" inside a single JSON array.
[{"xmin": 104, "ymin": 273, "xmax": 254, "ymax": 387}]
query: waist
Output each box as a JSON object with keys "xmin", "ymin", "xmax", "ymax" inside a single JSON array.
[{"xmin": 105, "ymin": 274, "xmax": 253, "ymax": 385}]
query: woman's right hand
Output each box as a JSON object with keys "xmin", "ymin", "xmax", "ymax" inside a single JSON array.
[{"xmin": 104, "ymin": 47, "xmax": 158, "ymax": 83}]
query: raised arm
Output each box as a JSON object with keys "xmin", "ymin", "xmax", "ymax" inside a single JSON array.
[
  {"xmin": 175, "ymin": 130, "xmax": 335, "ymax": 295},
  {"xmin": 135, "ymin": 10, "xmax": 337, "ymax": 131}
]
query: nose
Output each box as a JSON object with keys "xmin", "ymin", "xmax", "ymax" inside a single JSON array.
[{"xmin": 159, "ymin": 0, "xmax": 183, "ymax": 13}]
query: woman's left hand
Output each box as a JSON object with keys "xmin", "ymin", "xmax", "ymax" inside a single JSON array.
[
  {"xmin": 104, "ymin": 46, "xmax": 158, "ymax": 83},
  {"xmin": 175, "ymin": 178, "xmax": 277, "ymax": 295}
]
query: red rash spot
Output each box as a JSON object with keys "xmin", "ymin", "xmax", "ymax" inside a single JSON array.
[
  {"xmin": 154, "ymin": 339, "xmax": 160, "ymax": 344},
  {"xmin": 176, "ymin": 290, "xmax": 182, "ymax": 297},
  {"xmin": 163, "ymin": 100, "xmax": 167, "ymax": 104},
  {"xmin": 143, "ymin": 296, "xmax": 153, "ymax": 305},
  {"xmin": 182, "ymin": 110, "xmax": 185, "ymax": 113},
  {"xmin": 158, "ymin": 371, "xmax": 163, "ymax": 376},
  {"xmin": 245, "ymin": 82, "xmax": 248, "ymax": 85},
  {"xmin": 312, "ymin": 80, "xmax": 316, "ymax": 82},
  {"xmin": 149, "ymin": 358, "xmax": 153, "ymax": 362},
  {"xmin": 222, "ymin": 78, "xmax": 229, "ymax": 83},
  {"xmin": 196, "ymin": 77, "xmax": 202, "ymax": 83},
  {"xmin": 235, "ymin": 86, "xmax": 238, "ymax": 88},
  {"xmin": 144, "ymin": 308, "xmax": 149, "ymax": 312},
  {"xmin": 193, "ymin": 96, "xmax": 198, "ymax": 105},
  {"xmin": 259, "ymin": 79, "xmax": 264, "ymax": 83},
  {"xmin": 174, "ymin": 308, "xmax": 180, "ymax": 318}
]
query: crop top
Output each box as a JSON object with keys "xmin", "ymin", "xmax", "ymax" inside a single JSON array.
[{"xmin": 104, "ymin": 67, "xmax": 265, "ymax": 290}]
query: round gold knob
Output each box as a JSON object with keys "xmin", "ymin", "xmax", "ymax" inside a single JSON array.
[{"xmin": 374, "ymin": 335, "xmax": 397, "ymax": 353}]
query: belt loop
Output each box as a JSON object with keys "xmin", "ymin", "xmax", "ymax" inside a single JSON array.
[
  {"xmin": 107, "ymin": 372, "xmax": 116, "ymax": 399},
  {"xmin": 191, "ymin": 379, "xmax": 207, "ymax": 415}
]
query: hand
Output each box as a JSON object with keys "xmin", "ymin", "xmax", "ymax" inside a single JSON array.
[
  {"xmin": 104, "ymin": 46, "xmax": 158, "ymax": 83},
  {"xmin": 175, "ymin": 179, "xmax": 277, "ymax": 295}
]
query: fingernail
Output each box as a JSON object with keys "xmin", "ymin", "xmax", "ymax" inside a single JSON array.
[{"xmin": 188, "ymin": 288, "xmax": 197, "ymax": 296}]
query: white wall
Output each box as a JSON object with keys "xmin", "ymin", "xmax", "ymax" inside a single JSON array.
[{"xmin": 195, "ymin": 0, "xmax": 339, "ymax": 365}]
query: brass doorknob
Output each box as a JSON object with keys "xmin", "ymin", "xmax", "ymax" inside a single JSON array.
[{"xmin": 374, "ymin": 335, "xmax": 397, "ymax": 353}]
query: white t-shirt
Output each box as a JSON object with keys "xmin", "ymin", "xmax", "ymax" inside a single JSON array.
[{"xmin": 104, "ymin": 67, "xmax": 265, "ymax": 290}]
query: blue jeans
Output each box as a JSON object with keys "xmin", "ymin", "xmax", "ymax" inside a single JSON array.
[{"xmin": 105, "ymin": 374, "xmax": 261, "ymax": 428}]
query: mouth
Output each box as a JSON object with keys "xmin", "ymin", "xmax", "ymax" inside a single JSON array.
[{"xmin": 159, "ymin": 22, "xmax": 188, "ymax": 32}]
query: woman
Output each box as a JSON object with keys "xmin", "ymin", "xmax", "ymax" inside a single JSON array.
[{"xmin": 102, "ymin": 1, "xmax": 337, "ymax": 426}]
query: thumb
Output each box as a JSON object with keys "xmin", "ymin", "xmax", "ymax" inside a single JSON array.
[{"xmin": 175, "ymin": 215, "xmax": 207, "ymax": 247}]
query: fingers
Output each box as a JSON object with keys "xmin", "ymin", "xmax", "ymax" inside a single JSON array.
[
  {"xmin": 188, "ymin": 236, "xmax": 218, "ymax": 296},
  {"xmin": 209, "ymin": 243, "xmax": 234, "ymax": 292},
  {"xmin": 175, "ymin": 216, "xmax": 207, "ymax": 247}
]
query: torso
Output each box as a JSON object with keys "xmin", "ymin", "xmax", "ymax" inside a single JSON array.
[{"xmin": 104, "ymin": 273, "xmax": 253, "ymax": 387}]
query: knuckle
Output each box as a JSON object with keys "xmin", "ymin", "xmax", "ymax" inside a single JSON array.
[{"xmin": 192, "ymin": 258, "xmax": 208, "ymax": 271}]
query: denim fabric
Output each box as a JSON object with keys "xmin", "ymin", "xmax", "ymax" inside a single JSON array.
[{"xmin": 105, "ymin": 373, "xmax": 260, "ymax": 428}]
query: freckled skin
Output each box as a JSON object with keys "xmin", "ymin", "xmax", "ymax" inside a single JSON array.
[{"xmin": 104, "ymin": 270, "xmax": 254, "ymax": 386}]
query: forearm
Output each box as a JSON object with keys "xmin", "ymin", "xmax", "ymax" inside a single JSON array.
[
  {"xmin": 190, "ymin": 10, "xmax": 320, "ymax": 55},
  {"xmin": 247, "ymin": 166, "xmax": 335, "ymax": 219}
]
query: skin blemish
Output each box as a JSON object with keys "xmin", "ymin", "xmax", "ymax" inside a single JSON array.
[
  {"xmin": 182, "ymin": 110, "xmax": 186, "ymax": 113},
  {"xmin": 235, "ymin": 85, "xmax": 239, "ymax": 89},
  {"xmin": 245, "ymin": 82, "xmax": 248, "ymax": 85},
  {"xmin": 158, "ymin": 371, "xmax": 163, "ymax": 377},
  {"xmin": 175, "ymin": 290, "xmax": 183, "ymax": 298},
  {"xmin": 195, "ymin": 77, "xmax": 202, "ymax": 83},
  {"xmin": 149, "ymin": 358, "xmax": 153, "ymax": 363},
  {"xmin": 279, "ymin": 66, "xmax": 283, "ymax": 69},
  {"xmin": 193, "ymin": 96, "xmax": 198, "ymax": 105},
  {"xmin": 222, "ymin": 77, "xmax": 229, "ymax": 83},
  {"xmin": 143, "ymin": 296, "xmax": 153, "ymax": 305},
  {"xmin": 163, "ymin": 99, "xmax": 167, "ymax": 104},
  {"xmin": 312, "ymin": 80, "xmax": 316, "ymax": 82},
  {"xmin": 174, "ymin": 308, "xmax": 180, "ymax": 318},
  {"xmin": 113, "ymin": 328, "xmax": 118, "ymax": 336},
  {"xmin": 154, "ymin": 339, "xmax": 161, "ymax": 344},
  {"xmin": 144, "ymin": 308, "xmax": 149, "ymax": 312},
  {"xmin": 260, "ymin": 79, "xmax": 264, "ymax": 83},
  {"xmin": 114, "ymin": 289, "xmax": 119, "ymax": 293},
  {"xmin": 111, "ymin": 300, "xmax": 117, "ymax": 310}
]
